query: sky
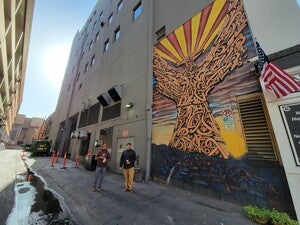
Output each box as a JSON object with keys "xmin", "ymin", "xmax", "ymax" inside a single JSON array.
[{"xmin": 19, "ymin": 0, "xmax": 98, "ymax": 118}]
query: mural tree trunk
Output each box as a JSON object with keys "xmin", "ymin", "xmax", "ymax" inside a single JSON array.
[{"xmin": 153, "ymin": 0, "xmax": 247, "ymax": 158}]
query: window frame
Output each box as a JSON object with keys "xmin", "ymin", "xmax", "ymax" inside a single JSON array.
[
  {"xmin": 133, "ymin": 1, "xmax": 142, "ymax": 20},
  {"xmin": 114, "ymin": 26, "xmax": 120, "ymax": 41},
  {"xmin": 84, "ymin": 63, "xmax": 89, "ymax": 73},
  {"xmin": 117, "ymin": 0, "xmax": 123, "ymax": 12},
  {"xmin": 95, "ymin": 32, "xmax": 99, "ymax": 42},
  {"xmin": 91, "ymin": 55, "xmax": 95, "ymax": 67},
  {"xmin": 108, "ymin": 13, "xmax": 113, "ymax": 25},
  {"xmin": 104, "ymin": 39, "xmax": 110, "ymax": 52}
]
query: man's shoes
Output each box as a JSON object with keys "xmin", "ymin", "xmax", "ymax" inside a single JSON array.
[
  {"xmin": 92, "ymin": 188, "xmax": 97, "ymax": 192},
  {"xmin": 97, "ymin": 188, "xmax": 102, "ymax": 191},
  {"xmin": 128, "ymin": 189, "xmax": 133, "ymax": 193},
  {"xmin": 123, "ymin": 189, "xmax": 128, "ymax": 192}
]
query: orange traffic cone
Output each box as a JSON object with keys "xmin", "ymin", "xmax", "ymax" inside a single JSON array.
[
  {"xmin": 51, "ymin": 152, "xmax": 55, "ymax": 167},
  {"xmin": 74, "ymin": 154, "xmax": 79, "ymax": 168},
  {"xmin": 55, "ymin": 150, "xmax": 60, "ymax": 163},
  {"xmin": 61, "ymin": 152, "xmax": 67, "ymax": 169},
  {"xmin": 21, "ymin": 149, "xmax": 25, "ymax": 160}
]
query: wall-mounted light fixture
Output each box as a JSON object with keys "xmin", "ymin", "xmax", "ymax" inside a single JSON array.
[{"xmin": 125, "ymin": 102, "xmax": 134, "ymax": 108}]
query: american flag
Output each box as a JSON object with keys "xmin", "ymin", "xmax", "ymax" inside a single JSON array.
[{"xmin": 256, "ymin": 41, "xmax": 300, "ymax": 98}]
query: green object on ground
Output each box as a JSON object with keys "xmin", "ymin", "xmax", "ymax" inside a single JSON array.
[{"xmin": 31, "ymin": 140, "xmax": 51, "ymax": 156}]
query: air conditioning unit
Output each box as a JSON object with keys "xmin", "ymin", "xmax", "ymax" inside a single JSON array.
[
  {"xmin": 71, "ymin": 130, "xmax": 81, "ymax": 139},
  {"xmin": 79, "ymin": 131, "xmax": 88, "ymax": 140},
  {"xmin": 71, "ymin": 131, "xmax": 76, "ymax": 138}
]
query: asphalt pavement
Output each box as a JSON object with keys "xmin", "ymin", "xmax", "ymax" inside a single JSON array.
[{"xmin": 0, "ymin": 149, "xmax": 255, "ymax": 225}]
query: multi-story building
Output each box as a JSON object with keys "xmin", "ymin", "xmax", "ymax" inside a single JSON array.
[
  {"xmin": 0, "ymin": 0, "xmax": 35, "ymax": 144},
  {"xmin": 8, "ymin": 114, "xmax": 44, "ymax": 146},
  {"xmin": 50, "ymin": 0, "xmax": 299, "ymax": 219}
]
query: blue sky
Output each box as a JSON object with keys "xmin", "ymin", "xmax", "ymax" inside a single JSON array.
[{"xmin": 19, "ymin": 0, "xmax": 98, "ymax": 118}]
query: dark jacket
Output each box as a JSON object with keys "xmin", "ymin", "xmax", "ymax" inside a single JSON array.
[
  {"xmin": 120, "ymin": 149, "xmax": 136, "ymax": 169},
  {"xmin": 96, "ymin": 149, "xmax": 111, "ymax": 167}
]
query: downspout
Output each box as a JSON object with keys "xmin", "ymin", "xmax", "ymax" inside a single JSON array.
[{"xmin": 145, "ymin": 0, "xmax": 153, "ymax": 180}]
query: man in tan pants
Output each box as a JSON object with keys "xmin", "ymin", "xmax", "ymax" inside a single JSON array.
[{"xmin": 119, "ymin": 143, "xmax": 136, "ymax": 192}]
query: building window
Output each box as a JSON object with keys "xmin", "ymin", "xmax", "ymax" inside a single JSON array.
[
  {"xmin": 156, "ymin": 26, "xmax": 166, "ymax": 41},
  {"xmin": 117, "ymin": 0, "xmax": 123, "ymax": 12},
  {"xmin": 101, "ymin": 102, "xmax": 121, "ymax": 121},
  {"xmin": 108, "ymin": 13, "xmax": 113, "ymax": 25},
  {"xmin": 93, "ymin": 21, "xmax": 97, "ymax": 30},
  {"xmin": 89, "ymin": 41, "xmax": 93, "ymax": 50},
  {"xmin": 133, "ymin": 1, "xmax": 142, "ymax": 20},
  {"xmin": 91, "ymin": 55, "xmax": 95, "ymax": 66},
  {"xmin": 99, "ymin": 11, "xmax": 103, "ymax": 20},
  {"xmin": 79, "ymin": 83, "xmax": 82, "ymax": 90},
  {"xmin": 104, "ymin": 39, "xmax": 110, "ymax": 52},
  {"xmin": 114, "ymin": 26, "xmax": 120, "ymax": 41},
  {"xmin": 76, "ymin": 73, "xmax": 80, "ymax": 81},
  {"xmin": 84, "ymin": 63, "xmax": 89, "ymax": 73},
  {"xmin": 95, "ymin": 32, "xmax": 99, "ymax": 42},
  {"xmin": 81, "ymin": 51, "xmax": 85, "ymax": 60}
]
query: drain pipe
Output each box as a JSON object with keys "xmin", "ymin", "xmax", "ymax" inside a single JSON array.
[{"xmin": 145, "ymin": 0, "xmax": 153, "ymax": 180}]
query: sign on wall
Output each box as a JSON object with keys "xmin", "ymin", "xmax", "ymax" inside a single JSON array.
[{"xmin": 280, "ymin": 103, "xmax": 300, "ymax": 166}]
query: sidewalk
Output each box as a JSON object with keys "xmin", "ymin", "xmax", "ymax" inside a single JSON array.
[
  {"xmin": 27, "ymin": 154, "xmax": 254, "ymax": 225},
  {"xmin": 0, "ymin": 149, "xmax": 28, "ymax": 225}
]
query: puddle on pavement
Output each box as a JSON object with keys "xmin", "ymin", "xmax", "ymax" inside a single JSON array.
[{"xmin": 7, "ymin": 168, "xmax": 76, "ymax": 225}]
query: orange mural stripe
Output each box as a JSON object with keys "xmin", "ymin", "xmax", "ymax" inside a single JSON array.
[
  {"xmin": 183, "ymin": 20, "xmax": 192, "ymax": 55},
  {"xmin": 156, "ymin": 43, "xmax": 181, "ymax": 63},
  {"xmin": 195, "ymin": 4, "xmax": 212, "ymax": 52},
  {"xmin": 167, "ymin": 32, "xmax": 185, "ymax": 61},
  {"xmin": 191, "ymin": 12, "xmax": 201, "ymax": 53},
  {"xmin": 203, "ymin": 18, "xmax": 226, "ymax": 51},
  {"xmin": 160, "ymin": 37, "xmax": 183, "ymax": 62},
  {"xmin": 156, "ymin": 48, "xmax": 178, "ymax": 64},
  {"xmin": 200, "ymin": 1, "xmax": 229, "ymax": 51},
  {"xmin": 175, "ymin": 26, "xmax": 188, "ymax": 57},
  {"xmin": 197, "ymin": 0, "xmax": 227, "ymax": 52}
]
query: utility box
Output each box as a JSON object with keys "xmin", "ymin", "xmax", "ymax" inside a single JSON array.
[
  {"xmin": 85, "ymin": 155, "xmax": 97, "ymax": 171},
  {"xmin": 134, "ymin": 168, "xmax": 143, "ymax": 182}
]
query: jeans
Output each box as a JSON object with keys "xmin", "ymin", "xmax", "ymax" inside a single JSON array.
[{"xmin": 93, "ymin": 167, "xmax": 106, "ymax": 189}]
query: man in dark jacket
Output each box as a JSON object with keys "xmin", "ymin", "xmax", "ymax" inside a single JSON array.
[
  {"xmin": 93, "ymin": 143, "xmax": 111, "ymax": 191},
  {"xmin": 119, "ymin": 143, "xmax": 136, "ymax": 192}
]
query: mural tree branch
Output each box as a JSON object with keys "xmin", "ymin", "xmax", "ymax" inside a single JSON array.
[{"xmin": 153, "ymin": 0, "xmax": 247, "ymax": 158}]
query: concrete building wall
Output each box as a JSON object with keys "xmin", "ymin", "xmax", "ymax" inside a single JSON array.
[
  {"xmin": 153, "ymin": 0, "xmax": 212, "ymax": 42},
  {"xmin": 50, "ymin": 0, "xmax": 152, "ymax": 172},
  {"xmin": 243, "ymin": 0, "xmax": 300, "ymax": 55},
  {"xmin": 0, "ymin": 0, "xmax": 35, "ymax": 134}
]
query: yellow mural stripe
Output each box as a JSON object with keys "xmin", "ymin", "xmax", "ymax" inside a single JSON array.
[
  {"xmin": 191, "ymin": 12, "xmax": 201, "ymax": 53},
  {"xmin": 198, "ymin": 0, "xmax": 226, "ymax": 51},
  {"xmin": 174, "ymin": 26, "xmax": 188, "ymax": 57},
  {"xmin": 156, "ymin": 49, "xmax": 178, "ymax": 64},
  {"xmin": 203, "ymin": 17, "xmax": 225, "ymax": 51},
  {"xmin": 160, "ymin": 37, "xmax": 183, "ymax": 62}
]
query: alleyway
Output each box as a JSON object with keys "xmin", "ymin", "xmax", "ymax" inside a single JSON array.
[{"xmin": 0, "ymin": 149, "xmax": 255, "ymax": 225}]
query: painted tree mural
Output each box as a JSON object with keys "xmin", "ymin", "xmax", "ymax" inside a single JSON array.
[{"xmin": 153, "ymin": 0, "xmax": 248, "ymax": 158}]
